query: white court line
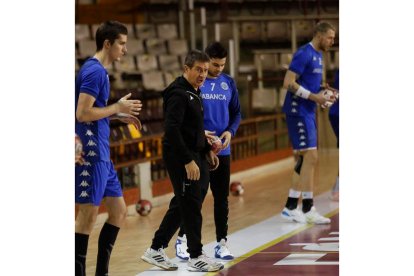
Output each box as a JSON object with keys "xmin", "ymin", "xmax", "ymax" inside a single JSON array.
[{"xmin": 136, "ymin": 191, "xmax": 339, "ymax": 276}]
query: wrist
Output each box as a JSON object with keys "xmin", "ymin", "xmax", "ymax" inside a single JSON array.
[
  {"xmin": 114, "ymin": 102, "xmax": 121, "ymax": 113},
  {"xmin": 295, "ymin": 86, "xmax": 311, "ymax": 99}
]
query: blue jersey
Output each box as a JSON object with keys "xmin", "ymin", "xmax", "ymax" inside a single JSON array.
[
  {"xmin": 200, "ymin": 73, "xmax": 241, "ymax": 156},
  {"xmin": 75, "ymin": 58, "xmax": 111, "ymax": 162},
  {"xmin": 282, "ymin": 43, "xmax": 323, "ymax": 117},
  {"xmin": 329, "ymin": 70, "xmax": 339, "ymax": 117}
]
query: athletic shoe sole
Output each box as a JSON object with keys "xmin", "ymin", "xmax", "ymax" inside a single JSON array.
[{"xmin": 140, "ymin": 255, "xmax": 178, "ymax": 271}]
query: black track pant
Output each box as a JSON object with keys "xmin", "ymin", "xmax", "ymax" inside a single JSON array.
[
  {"xmin": 178, "ymin": 155, "xmax": 230, "ymax": 242},
  {"xmin": 151, "ymin": 151, "xmax": 209, "ymax": 259}
]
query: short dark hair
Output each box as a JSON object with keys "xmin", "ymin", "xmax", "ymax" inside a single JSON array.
[
  {"xmin": 313, "ymin": 21, "xmax": 335, "ymax": 37},
  {"xmin": 95, "ymin": 21, "xmax": 128, "ymax": 52},
  {"xmin": 184, "ymin": 49, "xmax": 210, "ymax": 68},
  {"xmin": 205, "ymin": 42, "xmax": 228, "ymax": 59}
]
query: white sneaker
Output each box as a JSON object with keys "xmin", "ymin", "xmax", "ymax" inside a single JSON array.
[
  {"xmin": 187, "ymin": 254, "xmax": 224, "ymax": 272},
  {"xmin": 281, "ymin": 207, "xmax": 306, "ymax": 223},
  {"xmin": 141, "ymin": 248, "xmax": 178, "ymax": 271},
  {"xmin": 175, "ymin": 235, "xmax": 190, "ymax": 260},
  {"xmin": 304, "ymin": 207, "xmax": 331, "ymax": 224},
  {"xmin": 214, "ymin": 239, "xmax": 234, "ymax": 260}
]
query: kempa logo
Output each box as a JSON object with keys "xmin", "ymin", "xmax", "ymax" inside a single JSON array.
[
  {"xmin": 83, "ymin": 161, "xmax": 91, "ymax": 166},
  {"xmin": 292, "ymin": 101, "xmax": 298, "ymax": 106},
  {"xmin": 299, "ymin": 135, "xmax": 306, "ymax": 140},
  {"xmin": 87, "ymin": 140, "xmax": 97, "ymax": 146},
  {"xmin": 291, "ymin": 108, "xmax": 297, "ymax": 113},
  {"xmin": 80, "ymin": 170, "xmax": 90, "ymax": 177},
  {"xmin": 87, "ymin": 150, "xmax": 97, "ymax": 157},
  {"xmin": 79, "ymin": 180, "xmax": 89, "ymax": 187},
  {"xmin": 298, "ymin": 128, "xmax": 305, "ymax": 133},
  {"xmin": 79, "ymin": 191, "xmax": 89, "ymax": 198},
  {"xmin": 86, "ymin": 130, "xmax": 94, "ymax": 136},
  {"xmin": 299, "ymin": 141, "xmax": 307, "ymax": 146},
  {"xmin": 85, "ymin": 122, "xmax": 93, "ymax": 125},
  {"xmin": 189, "ymin": 95, "xmax": 194, "ymax": 100},
  {"xmin": 297, "ymin": 122, "xmax": 304, "ymax": 127}
]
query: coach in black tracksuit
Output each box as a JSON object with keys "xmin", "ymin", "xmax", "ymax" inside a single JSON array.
[{"xmin": 149, "ymin": 50, "xmax": 219, "ymax": 260}]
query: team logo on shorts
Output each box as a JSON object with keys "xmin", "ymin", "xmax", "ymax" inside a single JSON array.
[
  {"xmin": 79, "ymin": 180, "xmax": 89, "ymax": 187},
  {"xmin": 221, "ymin": 82, "xmax": 229, "ymax": 90},
  {"xmin": 79, "ymin": 191, "xmax": 89, "ymax": 198}
]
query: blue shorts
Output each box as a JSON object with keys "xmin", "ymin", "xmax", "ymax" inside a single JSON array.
[
  {"xmin": 75, "ymin": 161, "xmax": 123, "ymax": 206},
  {"xmin": 286, "ymin": 115, "xmax": 317, "ymax": 151}
]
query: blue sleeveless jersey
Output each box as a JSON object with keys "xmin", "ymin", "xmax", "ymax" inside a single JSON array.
[
  {"xmin": 282, "ymin": 43, "xmax": 323, "ymax": 117},
  {"xmin": 200, "ymin": 73, "xmax": 241, "ymax": 156},
  {"xmin": 75, "ymin": 58, "xmax": 111, "ymax": 162}
]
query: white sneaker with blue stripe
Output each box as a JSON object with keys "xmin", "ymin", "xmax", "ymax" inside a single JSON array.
[
  {"xmin": 175, "ymin": 235, "xmax": 190, "ymax": 260},
  {"xmin": 281, "ymin": 207, "xmax": 306, "ymax": 223},
  {"xmin": 304, "ymin": 207, "xmax": 331, "ymax": 224},
  {"xmin": 214, "ymin": 239, "xmax": 234, "ymax": 260}
]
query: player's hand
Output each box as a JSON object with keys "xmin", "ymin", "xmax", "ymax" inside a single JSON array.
[
  {"xmin": 326, "ymin": 83, "xmax": 339, "ymax": 99},
  {"xmin": 220, "ymin": 131, "xmax": 232, "ymax": 150},
  {"xmin": 204, "ymin": 130, "xmax": 216, "ymax": 144},
  {"xmin": 206, "ymin": 151, "xmax": 219, "ymax": 171},
  {"xmin": 117, "ymin": 93, "xmax": 142, "ymax": 116},
  {"xmin": 185, "ymin": 160, "xmax": 200, "ymax": 180},
  {"xmin": 311, "ymin": 90, "xmax": 335, "ymax": 106},
  {"xmin": 113, "ymin": 113, "xmax": 142, "ymax": 130},
  {"xmin": 75, "ymin": 152, "xmax": 85, "ymax": 165}
]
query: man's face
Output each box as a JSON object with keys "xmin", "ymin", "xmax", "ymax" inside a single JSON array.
[
  {"xmin": 108, "ymin": 34, "xmax": 128, "ymax": 62},
  {"xmin": 185, "ymin": 61, "xmax": 209, "ymax": 89},
  {"xmin": 318, "ymin": 29, "xmax": 335, "ymax": 51},
  {"xmin": 208, "ymin": 57, "xmax": 226, "ymax": 78}
]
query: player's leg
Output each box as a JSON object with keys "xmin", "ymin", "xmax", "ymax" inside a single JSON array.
[
  {"xmin": 175, "ymin": 158, "xmax": 209, "ymax": 260},
  {"xmin": 141, "ymin": 151, "xmax": 186, "ymax": 270},
  {"xmin": 298, "ymin": 148, "xmax": 318, "ymax": 212},
  {"xmin": 95, "ymin": 162, "xmax": 126, "ymax": 276},
  {"xmin": 281, "ymin": 116, "xmax": 308, "ymax": 223},
  {"xmin": 75, "ymin": 204, "xmax": 99, "ymax": 276},
  {"xmin": 75, "ymin": 162, "xmax": 107, "ymax": 276},
  {"xmin": 210, "ymin": 155, "xmax": 234, "ymax": 260},
  {"xmin": 296, "ymin": 116, "xmax": 330, "ymax": 224}
]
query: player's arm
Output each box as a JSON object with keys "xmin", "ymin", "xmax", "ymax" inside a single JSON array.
[
  {"xmin": 283, "ymin": 70, "xmax": 327, "ymax": 105},
  {"xmin": 76, "ymin": 92, "xmax": 141, "ymax": 122},
  {"xmin": 221, "ymin": 78, "xmax": 242, "ymax": 149}
]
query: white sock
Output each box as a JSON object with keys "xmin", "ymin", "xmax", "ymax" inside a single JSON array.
[
  {"xmin": 289, "ymin": 189, "xmax": 301, "ymax": 198},
  {"xmin": 302, "ymin": 191, "xmax": 313, "ymax": 199}
]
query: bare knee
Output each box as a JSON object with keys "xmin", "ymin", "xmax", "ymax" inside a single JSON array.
[
  {"xmin": 76, "ymin": 205, "xmax": 99, "ymax": 234},
  {"xmin": 106, "ymin": 200, "xmax": 127, "ymax": 227},
  {"xmin": 304, "ymin": 150, "xmax": 318, "ymax": 166}
]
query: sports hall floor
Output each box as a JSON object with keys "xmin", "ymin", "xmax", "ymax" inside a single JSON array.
[{"xmin": 85, "ymin": 149, "xmax": 339, "ymax": 276}]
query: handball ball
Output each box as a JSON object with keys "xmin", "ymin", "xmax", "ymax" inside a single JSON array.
[
  {"xmin": 321, "ymin": 89, "xmax": 335, "ymax": 108},
  {"xmin": 210, "ymin": 136, "xmax": 223, "ymax": 154},
  {"xmin": 75, "ymin": 134, "xmax": 83, "ymax": 155},
  {"xmin": 136, "ymin": 199, "xmax": 152, "ymax": 216},
  {"xmin": 230, "ymin": 181, "xmax": 244, "ymax": 196}
]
